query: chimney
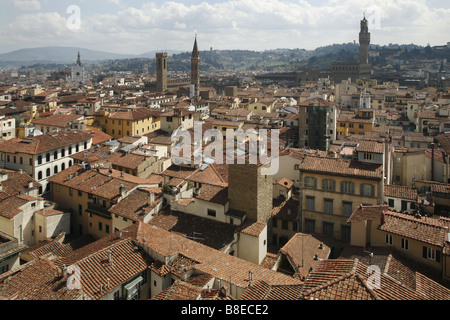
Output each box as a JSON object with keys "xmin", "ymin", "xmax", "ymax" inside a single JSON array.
[
  {"xmin": 148, "ymin": 192, "xmax": 155, "ymax": 205},
  {"xmin": 248, "ymin": 271, "xmax": 253, "ymax": 287},
  {"xmin": 28, "ymin": 181, "xmax": 33, "ymax": 189},
  {"xmin": 380, "ymin": 211, "xmax": 386, "ymax": 225},
  {"xmin": 119, "ymin": 184, "xmax": 127, "ymax": 198},
  {"xmin": 107, "ymin": 249, "xmax": 113, "ymax": 264}
]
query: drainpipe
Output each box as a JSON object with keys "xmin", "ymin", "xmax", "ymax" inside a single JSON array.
[{"xmin": 431, "ymin": 143, "xmax": 435, "ymax": 182}]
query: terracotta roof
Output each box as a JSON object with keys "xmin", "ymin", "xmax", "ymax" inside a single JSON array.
[
  {"xmin": 109, "ymin": 188, "xmax": 162, "ymax": 221},
  {"xmin": 436, "ymin": 133, "xmax": 450, "ymax": 154},
  {"xmin": 300, "ymin": 155, "xmax": 383, "ymax": 179},
  {"xmin": 32, "ymin": 114, "xmax": 83, "ymax": 128},
  {"xmin": 299, "ymin": 259, "xmax": 425, "ymax": 300},
  {"xmin": 0, "ymin": 195, "xmax": 37, "ymax": 219},
  {"xmin": 149, "ymin": 208, "xmax": 238, "ymax": 251},
  {"xmin": 0, "ymin": 131, "xmax": 92, "ymax": 155},
  {"xmin": 279, "ymin": 233, "xmax": 331, "ymax": 279},
  {"xmin": 162, "ymin": 164, "xmax": 228, "ymax": 187},
  {"xmin": 239, "ymin": 220, "xmax": 267, "ymax": 237},
  {"xmin": 347, "ymin": 205, "xmax": 389, "ymax": 223},
  {"xmin": 274, "ymin": 178, "xmax": 294, "ymax": 189},
  {"xmin": 240, "ymin": 280, "xmax": 303, "ymax": 300},
  {"xmin": 384, "ymin": 185, "xmax": 418, "ymax": 200},
  {"xmin": 379, "ymin": 211, "xmax": 450, "ymax": 247},
  {"xmin": 356, "ymin": 140, "xmax": 384, "ymax": 154},
  {"xmin": 48, "ymin": 165, "xmax": 156, "ymax": 201},
  {"xmin": 85, "ymin": 129, "xmax": 113, "ymax": 145},
  {"xmin": 131, "ymin": 222, "xmax": 302, "ymax": 289},
  {"xmin": 272, "ymin": 198, "xmax": 299, "ymax": 222},
  {"xmin": 0, "ymin": 170, "xmax": 40, "ymax": 201},
  {"xmin": 152, "ymin": 280, "xmax": 203, "ymax": 300},
  {"xmin": 195, "ymin": 184, "xmax": 228, "ymax": 205},
  {"xmin": 108, "ymin": 108, "xmax": 160, "ymax": 120}
]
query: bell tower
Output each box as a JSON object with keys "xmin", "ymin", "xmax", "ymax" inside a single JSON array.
[
  {"xmin": 191, "ymin": 36, "xmax": 200, "ymax": 98},
  {"xmin": 359, "ymin": 15, "xmax": 372, "ymax": 78},
  {"xmin": 156, "ymin": 52, "xmax": 168, "ymax": 92}
]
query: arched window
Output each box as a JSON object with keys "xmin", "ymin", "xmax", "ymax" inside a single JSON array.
[
  {"xmin": 46, "ymin": 153, "xmax": 50, "ymax": 162},
  {"xmin": 69, "ymin": 160, "xmax": 73, "ymax": 167},
  {"xmin": 54, "ymin": 151, "xmax": 58, "ymax": 160},
  {"xmin": 46, "ymin": 168, "xmax": 51, "ymax": 177},
  {"xmin": 54, "ymin": 166, "xmax": 58, "ymax": 174},
  {"xmin": 38, "ymin": 171, "xmax": 43, "ymax": 180},
  {"xmin": 37, "ymin": 156, "xmax": 42, "ymax": 165},
  {"xmin": 76, "ymin": 144, "xmax": 79, "ymax": 152},
  {"xmin": 61, "ymin": 149, "xmax": 65, "ymax": 157},
  {"xmin": 61, "ymin": 163, "xmax": 66, "ymax": 171}
]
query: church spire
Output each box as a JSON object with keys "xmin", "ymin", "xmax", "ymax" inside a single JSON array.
[
  {"xmin": 77, "ymin": 51, "xmax": 82, "ymax": 67},
  {"xmin": 192, "ymin": 35, "xmax": 199, "ymax": 58}
]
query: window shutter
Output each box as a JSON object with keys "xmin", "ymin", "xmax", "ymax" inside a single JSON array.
[
  {"xmin": 423, "ymin": 246, "xmax": 427, "ymax": 259},
  {"xmin": 436, "ymin": 250, "xmax": 441, "ymax": 263}
]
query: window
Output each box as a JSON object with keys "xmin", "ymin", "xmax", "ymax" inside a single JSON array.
[
  {"xmin": 388, "ymin": 199, "xmax": 395, "ymax": 208},
  {"xmin": 207, "ymin": 209, "xmax": 216, "ymax": 217},
  {"xmin": 61, "ymin": 149, "xmax": 65, "ymax": 157},
  {"xmin": 323, "ymin": 222, "xmax": 334, "ymax": 236},
  {"xmin": 61, "ymin": 163, "xmax": 65, "ymax": 171},
  {"xmin": 341, "ymin": 225, "xmax": 351, "ymax": 242},
  {"xmin": 343, "ymin": 201, "xmax": 353, "ymax": 217},
  {"xmin": 304, "ymin": 176, "xmax": 317, "ymax": 189},
  {"xmin": 401, "ymin": 201, "xmax": 408, "ymax": 212},
  {"xmin": 68, "ymin": 146, "xmax": 72, "ymax": 155},
  {"xmin": 114, "ymin": 291, "xmax": 120, "ymax": 300},
  {"xmin": 385, "ymin": 234, "xmax": 393, "ymax": 245},
  {"xmin": 78, "ymin": 204, "xmax": 82, "ymax": 216},
  {"xmin": 341, "ymin": 181, "xmax": 355, "ymax": 194},
  {"xmin": 38, "ymin": 171, "xmax": 43, "ymax": 180},
  {"xmin": 359, "ymin": 124, "xmax": 364, "ymax": 129},
  {"xmin": 324, "ymin": 199, "xmax": 333, "ymax": 214},
  {"xmin": 322, "ymin": 179, "xmax": 336, "ymax": 192},
  {"xmin": 0, "ymin": 265, "xmax": 9, "ymax": 274},
  {"xmin": 78, "ymin": 190, "xmax": 82, "ymax": 197},
  {"xmin": 76, "ymin": 144, "xmax": 79, "ymax": 152},
  {"xmin": 306, "ymin": 196, "xmax": 315, "ymax": 211},
  {"xmin": 46, "ymin": 168, "xmax": 51, "ymax": 177},
  {"xmin": 99, "ymin": 222, "xmax": 103, "ymax": 231},
  {"xmin": 401, "ymin": 238, "xmax": 409, "ymax": 250},
  {"xmin": 54, "ymin": 166, "xmax": 58, "ymax": 174},
  {"xmin": 20, "ymin": 157, "xmax": 23, "ymax": 164},
  {"xmin": 46, "ymin": 153, "xmax": 50, "ymax": 162},
  {"xmin": 39, "ymin": 226, "xmax": 42, "ymax": 233},
  {"xmin": 38, "ymin": 156, "xmax": 42, "ymax": 165},
  {"xmin": 54, "ymin": 151, "xmax": 58, "ymax": 160},
  {"xmin": 361, "ymin": 184, "xmax": 375, "ymax": 197},
  {"xmin": 363, "ymin": 153, "xmax": 374, "ymax": 161},
  {"xmin": 305, "ymin": 219, "xmax": 315, "ymax": 233},
  {"xmin": 281, "ymin": 220, "xmax": 289, "ymax": 230}
]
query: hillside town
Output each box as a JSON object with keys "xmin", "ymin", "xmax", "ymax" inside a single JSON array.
[{"xmin": 0, "ymin": 17, "xmax": 449, "ymax": 302}]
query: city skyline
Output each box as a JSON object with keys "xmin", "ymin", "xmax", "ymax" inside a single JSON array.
[{"xmin": 0, "ymin": 0, "xmax": 449, "ymax": 55}]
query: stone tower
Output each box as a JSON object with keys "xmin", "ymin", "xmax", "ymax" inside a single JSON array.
[
  {"xmin": 359, "ymin": 15, "xmax": 372, "ymax": 78},
  {"xmin": 77, "ymin": 51, "xmax": 82, "ymax": 67},
  {"xmin": 228, "ymin": 163, "xmax": 273, "ymax": 224},
  {"xmin": 191, "ymin": 36, "xmax": 200, "ymax": 98},
  {"xmin": 156, "ymin": 52, "xmax": 168, "ymax": 93}
]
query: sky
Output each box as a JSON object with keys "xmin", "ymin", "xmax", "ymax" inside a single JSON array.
[{"xmin": 0, "ymin": 0, "xmax": 449, "ymax": 55}]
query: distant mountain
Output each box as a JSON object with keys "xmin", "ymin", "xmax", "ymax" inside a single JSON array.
[{"xmin": 0, "ymin": 46, "xmax": 183, "ymax": 67}]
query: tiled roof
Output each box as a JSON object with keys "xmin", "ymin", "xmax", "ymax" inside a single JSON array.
[
  {"xmin": 109, "ymin": 188, "xmax": 162, "ymax": 221},
  {"xmin": 0, "ymin": 195, "xmax": 34, "ymax": 219},
  {"xmin": 414, "ymin": 180, "xmax": 450, "ymax": 194},
  {"xmin": 239, "ymin": 220, "xmax": 266, "ymax": 237},
  {"xmin": 162, "ymin": 164, "xmax": 228, "ymax": 187},
  {"xmin": 274, "ymin": 178, "xmax": 294, "ymax": 189},
  {"xmin": 240, "ymin": 280, "xmax": 303, "ymax": 300},
  {"xmin": 149, "ymin": 208, "xmax": 238, "ymax": 251},
  {"xmin": 152, "ymin": 280, "xmax": 203, "ymax": 300},
  {"xmin": 48, "ymin": 165, "xmax": 156, "ymax": 201},
  {"xmin": 279, "ymin": 233, "xmax": 332, "ymax": 279},
  {"xmin": 379, "ymin": 211, "xmax": 450, "ymax": 247},
  {"xmin": 0, "ymin": 170, "xmax": 40, "ymax": 201},
  {"xmin": 108, "ymin": 108, "xmax": 160, "ymax": 120},
  {"xmin": 132, "ymin": 222, "xmax": 302, "ymax": 290},
  {"xmin": 272, "ymin": 198, "xmax": 299, "ymax": 222},
  {"xmin": 85, "ymin": 129, "xmax": 113, "ymax": 145},
  {"xmin": 194, "ymin": 184, "xmax": 228, "ymax": 205},
  {"xmin": 355, "ymin": 140, "xmax": 384, "ymax": 154},
  {"xmin": 32, "ymin": 114, "xmax": 83, "ymax": 128},
  {"xmin": 300, "ymin": 259, "xmax": 425, "ymax": 300},
  {"xmin": 300, "ymin": 155, "xmax": 383, "ymax": 179},
  {"xmin": 436, "ymin": 133, "xmax": 450, "ymax": 153},
  {"xmin": 0, "ymin": 130, "xmax": 92, "ymax": 155},
  {"xmin": 384, "ymin": 185, "xmax": 418, "ymax": 200},
  {"xmin": 347, "ymin": 205, "xmax": 389, "ymax": 223}
]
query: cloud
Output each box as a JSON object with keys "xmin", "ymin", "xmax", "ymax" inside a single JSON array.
[
  {"xmin": 11, "ymin": 0, "xmax": 41, "ymax": 11},
  {"xmin": 1, "ymin": 0, "xmax": 449, "ymax": 54}
]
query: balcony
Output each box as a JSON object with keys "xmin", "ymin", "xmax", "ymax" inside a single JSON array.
[{"xmin": 87, "ymin": 202, "xmax": 111, "ymax": 219}]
